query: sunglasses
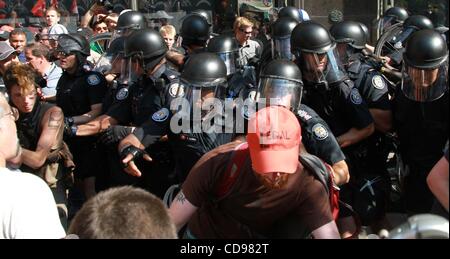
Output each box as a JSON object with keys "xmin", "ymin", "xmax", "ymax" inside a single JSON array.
[
  {"xmin": 56, "ymin": 51, "xmax": 75, "ymax": 58},
  {"xmin": 239, "ymin": 28, "xmax": 253, "ymax": 35}
]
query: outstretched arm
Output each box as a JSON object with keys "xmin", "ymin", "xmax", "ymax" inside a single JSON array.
[{"xmin": 169, "ymin": 190, "xmax": 198, "ymax": 232}]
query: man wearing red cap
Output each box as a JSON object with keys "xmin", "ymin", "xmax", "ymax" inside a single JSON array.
[{"xmin": 169, "ymin": 106, "xmax": 340, "ymax": 239}]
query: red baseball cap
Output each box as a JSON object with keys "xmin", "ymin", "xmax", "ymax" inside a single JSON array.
[{"xmin": 247, "ymin": 106, "xmax": 301, "ymax": 174}]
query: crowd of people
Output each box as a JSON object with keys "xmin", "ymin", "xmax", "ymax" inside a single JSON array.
[{"xmin": 0, "ymin": 3, "xmax": 448, "ymax": 239}]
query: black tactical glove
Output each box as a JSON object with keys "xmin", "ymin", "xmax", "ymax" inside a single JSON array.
[
  {"xmin": 100, "ymin": 126, "xmax": 134, "ymax": 145},
  {"xmin": 120, "ymin": 145, "xmax": 147, "ymax": 168}
]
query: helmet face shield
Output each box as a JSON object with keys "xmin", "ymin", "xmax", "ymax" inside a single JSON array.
[
  {"xmin": 176, "ymin": 78, "xmax": 228, "ymax": 121},
  {"xmin": 274, "ymin": 37, "xmax": 293, "ymax": 60},
  {"xmin": 299, "ymin": 47, "xmax": 346, "ymax": 84},
  {"xmin": 116, "ymin": 55, "xmax": 143, "ymax": 86},
  {"xmin": 401, "ymin": 63, "xmax": 448, "ymax": 102},
  {"xmin": 218, "ymin": 52, "xmax": 237, "ymax": 76},
  {"xmin": 110, "ymin": 29, "xmax": 133, "ymax": 47},
  {"xmin": 258, "ymin": 78, "xmax": 302, "ymax": 111},
  {"xmin": 379, "ymin": 16, "xmax": 396, "ymax": 32}
]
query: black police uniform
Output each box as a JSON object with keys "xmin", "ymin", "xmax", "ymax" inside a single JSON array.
[
  {"xmin": 134, "ymin": 107, "xmax": 234, "ymax": 184},
  {"xmin": 107, "ymin": 64, "xmax": 179, "ymax": 125},
  {"xmin": 297, "ymin": 104, "xmax": 346, "ymax": 166},
  {"xmin": 302, "ymin": 77, "xmax": 374, "ymax": 218},
  {"xmin": 302, "ymin": 79, "xmax": 373, "ymax": 138},
  {"xmin": 104, "ymin": 64, "xmax": 179, "ymax": 195},
  {"xmin": 347, "ymin": 53, "xmax": 393, "ymax": 224},
  {"xmin": 393, "ymin": 80, "xmax": 449, "ymax": 213},
  {"xmin": 56, "ymin": 69, "xmax": 107, "ymax": 180}
]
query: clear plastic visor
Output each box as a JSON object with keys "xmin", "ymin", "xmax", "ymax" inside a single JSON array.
[
  {"xmin": 258, "ymin": 78, "xmax": 303, "ymax": 111},
  {"xmin": 274, "ymin": 38, "xmax": 293, "ymax": 60},
  {"xmin": 401, "ymin": 63, "xmax": 448, "ymax": 102},
  {"xmin": 300, "ymin": 48, "xmax": 347, "ymax": 84},
  {"xmin": 218, "ymin": 52, "xmax": 237, "ymax": 76}
]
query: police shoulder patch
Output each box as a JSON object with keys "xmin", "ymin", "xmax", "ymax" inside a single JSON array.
[
  {"xmin": 115, "ymin": 88, "xmax": 129, "ymax": 101},
  {"xmin": 350, "ymin": 88, "xmax": 363, "ymax": 105},
  {"xmin": 87, "ymin": 74, "xmax": 101, "ymax": 86},
  {"xmin": 152, "ymin": 108, "xmax": 170, "ymax": 122},
  {"xmin": 169, "ymin": 83, "xmax": 184, "ymax": 98},
  {"xmin": 312, "ymin": 123, "xmax": 329, "ymax": 141},
  {"xmin": 372, "ymin": 75, "xmax": 386, "ymax": 90}
]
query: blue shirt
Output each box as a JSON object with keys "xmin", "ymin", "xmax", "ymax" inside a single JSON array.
[{"xmin": 42, "ymin": 63, "xmax": 63, "ymax": 97}]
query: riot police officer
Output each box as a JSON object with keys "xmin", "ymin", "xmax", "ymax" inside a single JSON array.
[
  {"xmin": 257, "ymin": 59, "xmax": 349, "ymax": 186},
  {"xmin": 91, "ymin": 28, "xmax": 179, "ymax": 193},
  {"xmin": 166, "ymin": 14, "xmax": 211, "ymax": 71},
  {"xmin": 331, "ymin": 20, "xmax": 394, "ymax": 226},
  {"xmin": 55, "ymin": 33, "xmax": 108, "ymax": 199},
  {"xmin": 385, "ymin": 15, "xmax": 434, "ymax": 68},
  {"xmin": 393, "ymin": 29, "xmax": 448, "ymax": 214},
  {"xmin": 378, "ymin": 6, "xmax": 409, "ymax": 33},
  {"xmin": 191, "ymin": 9, "xmax": 214, "ymax": 35},
  {"xmin": 331, "ymin": 21, "xmax": 392, "ymax": 133},
  {"xmin": 258, "ymin": 17, "xmax": 299, "ymax": 74},
  {"xmin": 291, "ymin": 21, "xmax": 375, "ymax": 237},
  {"xmin": 118, "ymin": 52, "xmax": 234, "ymax": 184},
  {"xmin": 207, "ymin": 34, "xmax": 256, "ymax": 100}
]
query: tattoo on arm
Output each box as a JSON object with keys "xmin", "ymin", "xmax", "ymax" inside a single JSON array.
[
  {"xmin": 48, "ymin": 111, "xmax": 63, "ymax": 128},
  {"xmin": 176, "ymin": 191, "xmax": 186, "ymax": 204}
]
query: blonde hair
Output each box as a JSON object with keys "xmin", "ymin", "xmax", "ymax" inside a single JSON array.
[
  {"xmin": 3, "ymin": 63, "xmax": 37, "ymax": 96},
  {"xmin": 234, "ymin": 17, "xmax": 254, "ymax": 32},
  {"xmin": 46, "ymin": 7, "xmax": 61, "ymax": 17},
  {"xmin": 160, "ymin": 25, "xmax": 176, "ymax": 38}
]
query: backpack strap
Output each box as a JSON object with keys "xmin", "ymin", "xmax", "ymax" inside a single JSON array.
[
  {"xmin": 215, "ymin": 142, "xmax": 249, "ymax": 199},
  {"xmin": 299, "ymin": 154, "xmax": 332, "ymax": 194}
]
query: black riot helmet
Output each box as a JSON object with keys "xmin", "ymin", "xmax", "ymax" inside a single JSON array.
[
  {"xmin": 391, "ymin": 15, "xmax": 434, "ymax": 50},
  {"xmin": 358, "ymin": 22, "xmax": 370, "ymax": 43},
  {"xmin": 384, "ymin": 7, "xmax": 409, "ymax": 23},
  {"xmin": 330, "ymin": 21, "xmax": 367, "ymax": 49},
  {"xmin": 258, "ymin": 59, "xmax": 304, "ymax": 111},
  {"xmin": 272, "ymin": 17, "xmax": 299, "ymax": 60},
  {"xmin": 57, "ymin": 33, "xmax": 90, "ymax": 66},
  {"xmin": 207, "ymin": 35, "xmax": 239, "ymax": 76},
  {"xmin": 291, "ymin": 21, "xmax": 335, "ymax": 55},
  {"xmin": 176, "ymin": 53, "xmax": 228, "ymax": 121},
  {"xmin": 182, "ymin": 52, "xmax": 227, "ymax": 86},
  {"xmin": 111, "ymin": 11, "xmax": 146, "ymax": 43},
  {"xmin": 402, "ymin": 30, "xmax": 448, "ymax": 102},
  {"xmin": 278, "ymin": 6, "xmax": 301, "ymax": 23},
  {"xmin": 93, "ymin": 36, "xmax": 126, "ymax": 74},
  {"xmin": 116, "ymin": 10, "xmax": 146, "ymax": 31},
  {"xmin": 124, "ymin": 29, "xmax": 168, "ymax": 75},
  {"xmin": 330, "ymin": 21, "xmax": 367, "ymax": 65},
  {"xmin": 180, "ymin": 14, "xmax": 211, "ymax": 48},
  {"xmin": 403, "ymin": 15, "xmax": 434, "ymax": 30},
  {"xmin": 57, "ymin": 33, "xmax": 90, "ymax": 56},
  {"xmin": 191, "ymin": 9, "xmax": 213, "ymax": 27},
  {"xmin": 291, "ymin": 22, "xmax": 346, "ymax": 84},
  {"xmin": 378, "ymin": 7, "xmax": 409, "ymax": 33}
]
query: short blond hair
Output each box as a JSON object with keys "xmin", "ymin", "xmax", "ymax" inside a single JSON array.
[
  {"xmin": 234, "ymin": 17, "xmax": 254, "ymax": 32},
  {"xmin": 160, "ymin": 25, "xmax": 176, "ymax": 38}
]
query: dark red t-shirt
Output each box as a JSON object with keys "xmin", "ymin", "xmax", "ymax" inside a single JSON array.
[{"xmin": 182, "ymin": 141, "xmax": 333, "ymax": 238}]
